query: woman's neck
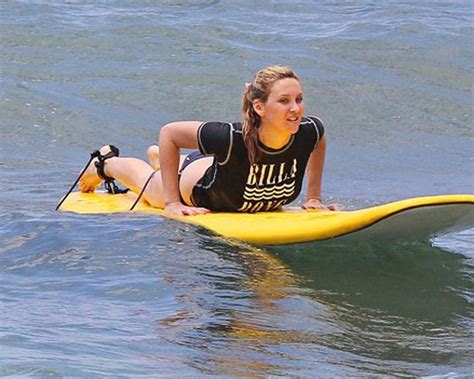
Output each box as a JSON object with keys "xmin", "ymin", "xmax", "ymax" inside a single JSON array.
[{"xmin": 258, "ymin": 125, "xmax": 291, "ymax": 149}]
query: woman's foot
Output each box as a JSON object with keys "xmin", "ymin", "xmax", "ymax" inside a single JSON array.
[
  {"xmin": 147, "ymin": 145, "xmax": 160, "ymax": 170},
  {"xmin": 79, "ymin": 145, "xmax": 115, "ymax": 193}
]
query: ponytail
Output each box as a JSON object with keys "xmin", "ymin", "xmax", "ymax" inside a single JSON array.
[{"xmin": 242, "ymin": 83, "xmax": 262, "ymax": 164}]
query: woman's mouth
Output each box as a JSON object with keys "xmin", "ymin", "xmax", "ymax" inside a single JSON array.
[{"xmin": 287, "ymin": 115, "xmax": 299, "ymax": 122}]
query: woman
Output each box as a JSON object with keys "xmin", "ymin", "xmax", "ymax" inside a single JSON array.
[{"xmin": 79, "ymin": 65, "xmax": 338, "ymax": 216}]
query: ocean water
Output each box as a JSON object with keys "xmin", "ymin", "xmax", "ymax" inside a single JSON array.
[{"xmin": 1, "ymin": 0, "xmax": 473, "ymax": 377}]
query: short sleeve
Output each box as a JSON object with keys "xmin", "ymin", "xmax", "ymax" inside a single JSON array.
[
  {"xmin": 197, "ymin": 121, "xmax": 232, "ymax": 163},
  {"xmin": 306, "ymin": 116, "xmax": 325, "ymax": 149}
]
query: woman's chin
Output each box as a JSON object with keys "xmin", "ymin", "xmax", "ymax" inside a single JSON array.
[{"xmin": 286, "ymin": 122, "xmax": 300, "ymax": 134}]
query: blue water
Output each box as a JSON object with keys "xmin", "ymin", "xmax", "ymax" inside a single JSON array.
[{"xmin": 1, "ymin": 1, "xmax": 473, "ymax": 377}]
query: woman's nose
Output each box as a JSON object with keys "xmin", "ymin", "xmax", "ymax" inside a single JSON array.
[{"xmin": 290, "ymin": 101, "xmax": 300, "ymax": 112}]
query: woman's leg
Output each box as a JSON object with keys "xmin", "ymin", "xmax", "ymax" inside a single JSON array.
[
  {"xmin": 79, "ymin": 145, "xmax": 212, "ymax": 209},
  {"xmin": 79, "ymin": 146, "xmax": 165, "ymax": 207},
  {"xmin": 146, "ymin": 145, "xmax": 161, "ymax": 170}
]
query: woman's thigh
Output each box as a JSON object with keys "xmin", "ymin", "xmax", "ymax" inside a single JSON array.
[{"xmin": 179, "ymin": 156, "xmax": 214, "ymax": 206}]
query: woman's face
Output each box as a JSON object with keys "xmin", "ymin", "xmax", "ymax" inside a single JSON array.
[{"xmin": 254, "ymin": 78, "xmax": 305, "ymax": 135}]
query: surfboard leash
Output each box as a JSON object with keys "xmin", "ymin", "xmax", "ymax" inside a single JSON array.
[
  {"xmin": 55, "ymin": 146, "xmax": 128, "ymax": 211},
  {"xmin": 129, "ymin": 170, "xmax": 157, "ymax": 211}
]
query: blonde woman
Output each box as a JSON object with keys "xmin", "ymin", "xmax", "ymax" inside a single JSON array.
[{"xmin": 79, "ymin": 65, "xmax": 338, "ymax": 215}]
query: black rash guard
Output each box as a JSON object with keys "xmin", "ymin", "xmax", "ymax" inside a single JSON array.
[{"xmin": 190, "ymin": 116, "xmax": 325, "ymax": 212}]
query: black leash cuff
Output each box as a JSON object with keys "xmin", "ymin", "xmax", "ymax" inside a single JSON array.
[
  {"xmin": 94, "ymin": 145, "xmax": 120, "ymax": 182},
  {"xmin": 92, "ymin": 145, "xmax": 128, "ymax": 195}
]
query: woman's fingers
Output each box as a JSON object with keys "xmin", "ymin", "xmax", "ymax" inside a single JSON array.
[
  {"xmin": 302, "ymin": 199, "xmax": 340, "ymax": 212},
  {"xmin": 164, "ymin": 202, "xmax": 210, "ymax": 216},
  {"xmin": 181, "ymin": 206, "xmax": 210, "ymax": 216}
]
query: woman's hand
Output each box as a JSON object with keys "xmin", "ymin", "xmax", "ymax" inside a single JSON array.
[
  {"xmin": 164, "ymin": 202, "xmax": 210, "ymax": 216},
  {"xmin": 302, "ymin": 198, "xmax": 339, "ymax": 211}
]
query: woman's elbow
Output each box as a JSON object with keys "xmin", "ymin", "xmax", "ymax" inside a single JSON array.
[
  {"xmin": 159, "ymin": 123, "xmax": 177, "ymax": 145},
  {"xmin": 159, "ymin": 123, "xmax": 172, "ymax": 138}
]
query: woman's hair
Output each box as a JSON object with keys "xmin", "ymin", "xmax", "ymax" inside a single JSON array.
[{"xmin": 241, "ymin": 65, "xmax": 300, "ymax": 164}]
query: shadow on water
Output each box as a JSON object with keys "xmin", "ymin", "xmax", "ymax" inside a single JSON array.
[
  {"xmin": 177, "ymin": 230, "xmax": 473, "ymax": 376},
  {"xmin": 270, "ymin": 239, "xmax": 473, "ymax": 322},
  {"xmin": 269, "ymin": 239, "xmax": 473, "ymax": 367}
]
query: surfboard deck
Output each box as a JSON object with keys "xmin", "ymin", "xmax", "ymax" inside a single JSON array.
[{"xmin": 58, "ymin": 192, "xmax": 474, "ymax": 246}]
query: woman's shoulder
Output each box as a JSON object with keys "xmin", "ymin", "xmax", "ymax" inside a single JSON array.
[
  {"xmin": 300, "ymin": 115, "xmax": 325, "ymax": 135},
  {"xmin": 296, "ymin": 115, "xmax": 325, "ymax": 147},
  {"xmin": 198, "ymin": 121, "xmax": 243, "ymax": 142},
  {"xmin": 300, "ymin": 115, "xmax": 324, "ymax": 128},
  {"xmin": 199, "ymin": 121, "xmax": 242, "ymax": 132},
  {"xmin": 198, "ymin": 121, "xmax": 244, "ymax": 158}
]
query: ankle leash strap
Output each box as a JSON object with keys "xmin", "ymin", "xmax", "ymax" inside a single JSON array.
[{"xmin": 55, "ymin": 146, "xmax": 128, "ymax": 211}]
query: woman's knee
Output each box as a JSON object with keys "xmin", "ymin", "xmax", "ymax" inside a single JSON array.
[{"xmin": 145, "ymin": 193, "xmax": 163, "ymax": 208}]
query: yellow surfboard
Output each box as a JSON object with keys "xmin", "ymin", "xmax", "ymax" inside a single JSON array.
[{"xmin": 58, "ymin": 192, "xmax": 474, "ymax": 246}]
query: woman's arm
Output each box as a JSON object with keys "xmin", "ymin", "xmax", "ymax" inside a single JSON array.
[
  {"xmin": 159, "ymin": 121, "xmax": 209, "ymax": 215},
  {"xmin": 303, "ymin": 134, "xmax": 338, "ymax": 211}
]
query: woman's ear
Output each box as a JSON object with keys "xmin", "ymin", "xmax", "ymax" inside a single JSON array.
[{"xmin": 252, "ymin": 99, "xmax": 265, "ymax": 117}]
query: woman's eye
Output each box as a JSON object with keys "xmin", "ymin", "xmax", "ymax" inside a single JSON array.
[
  {"xmin": 296, "ymin": 96, "xmax": 303, "ymax": 103},
  {"xmin": 279, "ymin": 98, "xmax": 289, "ymax": 104}
]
